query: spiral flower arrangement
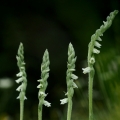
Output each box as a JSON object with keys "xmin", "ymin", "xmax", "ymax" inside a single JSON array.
[
  {"xmin": 37, "ymin": 49, "xmax": 51, "ymax": 120},
  {"xmin": 60, "ymin": 43, "xmax": 78, "ymax": 120},
  {"xmin": 16, "ymin": 43, "xmax": 27, "ymax": 120},
  {"xmin": 82, "ymin": 10, "xmax": 118, "ymax": 120}
]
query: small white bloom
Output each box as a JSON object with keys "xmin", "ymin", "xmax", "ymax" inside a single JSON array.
[
  {"xmin": 37, "ymin": 79, "xmax": 43, "ymax": 82},
  {"xmin": 82, "ymin": 67, "xmax": 91, "ymax": 74},
  {"xmin": 94, "ymin": 41, "xmax": 101, "ymax": 48},
  {"xmin": 37, "ymin": 84, "xmax": 43, "ymax": 88},
  {"xmin": 65, "ymin": 92, "xmax": 68, "ymax": 96},
  {"xmin": 97, "ymin": 37, "xmax": 102, "ymax": 41},
  {"xmin": 39, "ymin": 91, "xmax": 47, "ymax": 97},
  {"xmin": 15, "ymin": 77, "xmax": 23, "ymax": 83},
  {"xmin": 17, "ymin": 95, "xmax": 27, "ymax": 100},
  {"xmin": 16, "ymin": 72, "xmax": 23, "ymax": 77},
  {"xmin": 72, "ymin": 81, "xmax": 78, "ymax": 88},
  {"xmin": 89, "ymin": 57, "xmax": 95, "ymax": 64},
  {"xmin": 24, "ymin": 96, "xmax": 27, "ymax": 100},
  {"xmin": 44, "ymin": 100, "xmax": 51, "ymax": 107},
  {"xmin": 71, "ymin": 74, "xmax": 78, "ymax": 80},
  {"xmin": 16, "ymin": 85, "xmax": 22, "ymax": 91},
  {"xmin": 93, "ymin": 48, "xmax": 100, "ymax": 54},
  {"xmin": 60, "ymin": 98, "xmax": 68, "ymax": 105},
  {"xmin": 17, "ymin": 95, "xmax": 20, "ymax": 99}
]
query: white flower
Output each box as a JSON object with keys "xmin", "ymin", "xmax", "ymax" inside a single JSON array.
[
  {"xmin": 17, "ymin": 95, "xmax": 27, "ymax": 100},
  {"xmin": 97, "ymin": 37, "xmax": 102, "ymax": 41},
  {"xmin": 82, "ymin": 67, "xmax": 91, "ymax": 74},
  {"xmin": 16, "ymin": 85, "xmax": 22, "ymax": 91},
  {"xmin": 15, "ymin": 77, "xmax": 23, "ymax": 83},
  {"xmin": 89, "ymin": 57, "xmax": 95, "ymax": 64},
  {"xmin": 60, "ymin": 98, "xmax": 68, "ymax": 105},
  {"xmin": 44, "ymin": 100, "xmax": 51, "ymax": 107},
  {"xmin": 16, "ymin": 72, "xmax": 23, "ymax": 77},
  {"xmin": 94, "ymin": 41, "xmax": 101, "ymax": 48},
  {"xmin": 38, "ymin": 91, "xmax": 47, "ymax": 97},
  {"xmin": 93, "ymin": 48, "xmax": 100, "ymax": 54},
  {"xmin": 72, "ymin": 81, "xmax": 78, "ymax": 88},
  {"xmin": 71, "ymin": 74, "xmax": 78, "ymax": 80},
  {"xmin": 37, "ymin": 84, "xmax": 43, "ymax": 88}
]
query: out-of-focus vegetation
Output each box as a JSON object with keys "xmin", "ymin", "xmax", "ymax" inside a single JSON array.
[{"xmin": 0, "ymin": 0, "xmax": 120, "ymax": 120}]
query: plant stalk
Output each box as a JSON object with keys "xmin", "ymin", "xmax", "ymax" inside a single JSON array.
[
  {"xmin": 89, "ymin": 68, "xmax": 94, "ymax": 120},
  {"xmin": 67, "ymin": 97, "xmax": 72, "ymax": 120}
]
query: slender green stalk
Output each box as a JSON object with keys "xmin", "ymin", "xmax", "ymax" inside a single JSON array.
[
  {"xmin": 20, "ymin": 99, "xmax": 24, "ymax": 120},
  {"xmin": 82, "ymin": 10, "xmax": 118, "ymax": 120},
  {"xmin": 16, "ymin": 43, "xmax": 27, "ymax": 120},
  {"xmin": 37, "ymin": 49, "xmax": 51, "ymax": 120},
  {"xmin": 67, "ymin": 98, "xmax": 72, "ymax": 120},
  {"xmin": 88, "ymin": 68, "xmax": 94, "ymax": 120},
  {"xmin": 60, "ymin": 43, "xmax": 78, "ymax": 120}
]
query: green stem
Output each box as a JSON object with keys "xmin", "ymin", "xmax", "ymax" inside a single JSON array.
[
  {"xmin": 89, "ymin": 68, "xmax": 94, "ymax": 120},
  {"xmin": 20, "ymin": 100, "xmax": 24, "ymax": 120},
  {"xmin": 38, "ymin": 103, "xmax": 43, "ymax": 120},
  {"xmin": 67, "ymin": 97, "xmax": 72, "ymax": 120}
]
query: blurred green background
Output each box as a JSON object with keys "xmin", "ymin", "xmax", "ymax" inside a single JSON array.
[{"xmin": 0, "ymin": 0, "xmax": 120, "ymax": 120}]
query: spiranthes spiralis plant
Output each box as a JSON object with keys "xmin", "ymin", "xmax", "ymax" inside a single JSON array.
[
  {"xmin": 82, "ymin": 10, "xmax": 118, "ymax": 120},
  {"xmin": 37, "ymin": 49, "xmax": 51, "ymax": 120},
  {"xmin": 16, "ymin": 42, "xmax": 27, "ymax": 120},
  {"xmin": 60, "ymin": 43, "xmax": 78, "ymax": 120}
]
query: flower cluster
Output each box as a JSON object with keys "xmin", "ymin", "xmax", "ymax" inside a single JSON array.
[
  {"xmin": 37, "ymin": 49, "xmax": 51, "ymax": 107},
  {"xmin": 60, "ymin": 43, "xmax": 78, "ymax": 105},
  {"xmin": 82, "ymin": 10, "xmax": 118, "ymax": 74},
  {"xmin": 16, "ymin": 43, "xmax": 27, "ymax": 100}
]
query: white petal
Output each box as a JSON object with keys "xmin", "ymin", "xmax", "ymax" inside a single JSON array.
[
  {"xmin": 38, "ymin": 91, "xmax": 47, "ymax": 97},
  {"xmin": 17, "ymin": 95, "xmax": 20, "ymax": 99},
  {"xmin": 89, "ymin": 57, "xmax": 95, "ymax": 64},
  {"xmin": 24, "ymin": 96, "xmax": 27, "ymax": 100},
  {"xmin": 37, "ymin": 79, "xmax": 42, "ymax": 82},
  {"xmin": 16, "ymin": 85, "xmax": 22, "ymax": 91},
  {"xmin": 93, "ymin": 48, "xmax": 100, "ymax": 54},
  {"xmin": 44, "ymin": 100, "xmax": 51, "ymax": 107},
  {"xmin": 72, "ymin": 82, "xmax": 78, "ymax": 88},
  {"xmin": 16, "ymin": 72, "xmax": 23, "ymax": 77},
  {"xmin": 97, "ymin": 37, "xmax": 102, "ymax": 41},
  {"xmin": 60, "ymin": 98, "xmax": 68, "ymax": 105},
  {"xmin": 65, "ymin": 92, "xmax": 68, "ymax": 96},
  {"xmin": 37, "ymin": 84, "xmax": 43, "ymax": 88},
  {"xmin": 82, "ymin": 67, "xmax": 91, "ymax": 74},
  {"xmin": 94, "ymin": 41, "xmax": 101, "ymax": 48},
  {"xmin": 71, "ymin": 74, "xmax": 78, "ymax": 80},
  {"xmin": 15, "ymin": 77, "xmax": 23, "ymax": 83}
]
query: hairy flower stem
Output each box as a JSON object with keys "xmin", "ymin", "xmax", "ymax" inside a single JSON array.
[{"xmin": 67, "ymin": 97, "xmax": 72, "ymax": 120}]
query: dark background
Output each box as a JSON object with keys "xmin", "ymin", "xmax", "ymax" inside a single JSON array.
[{"xmin": 0, "ymin": 0, "xmax": 120, "ymax": 120}]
